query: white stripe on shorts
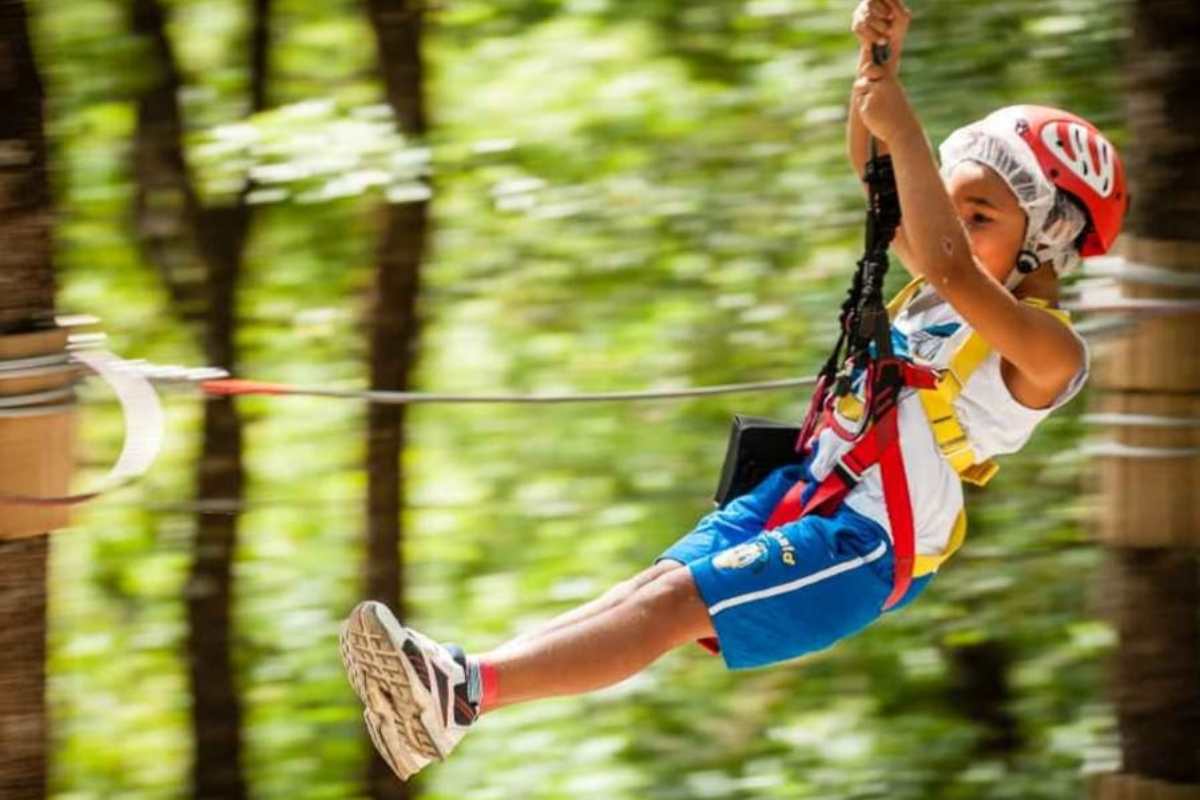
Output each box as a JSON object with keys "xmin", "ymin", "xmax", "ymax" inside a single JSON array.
[{"xmin": 707, "ymin": 540, "xmax": 888, "ymax": 616}]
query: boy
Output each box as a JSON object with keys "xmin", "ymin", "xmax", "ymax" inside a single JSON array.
[{"xmin": 340, "ymin": 0, "xmax": 1127, "ymax": 781}]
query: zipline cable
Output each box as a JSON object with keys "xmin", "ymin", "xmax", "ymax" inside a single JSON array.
[{"xmin": 200, "ymin": 375, "xmax": 820, "ymax": 404}]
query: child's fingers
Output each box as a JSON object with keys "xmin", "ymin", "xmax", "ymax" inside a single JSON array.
[
  {"xmin": 869, "ymin": 0, "xmax": 893, "ymax": 17},
  {"xmin": 859, "ymin": 63, "xmax": 886, "ymax": 81},
  {"xmin": 854, "ymin": 26, "xmax": 889, "ymax": 49},
  {"xmin": 883, "ymin": 0, "xmax": 912, "ymax": 20},
  {"xmin": 864, "ymin": 18, "xmax": 890, "ymax": 40},
  {"xmin": 853, "ymin": 10, "xmax": 891, "ymax": 39},
  {"xmin": 854, "ymin": 72, "xmax": 878, "ymax": 93}
]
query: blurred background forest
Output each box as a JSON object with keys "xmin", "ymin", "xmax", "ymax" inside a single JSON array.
[{"xmin": 4, "ymin": 0, "xmax": 1186, "ymax": 797}]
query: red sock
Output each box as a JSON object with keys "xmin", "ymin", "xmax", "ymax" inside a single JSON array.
[{"xmin": 478, "ymin": 660, "xmax": 499, "ymax": 713}]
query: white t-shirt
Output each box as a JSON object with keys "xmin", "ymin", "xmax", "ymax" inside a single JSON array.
[{"xmin": 805, "ymin": 284, "xmax": 1089, "ymax": 556}]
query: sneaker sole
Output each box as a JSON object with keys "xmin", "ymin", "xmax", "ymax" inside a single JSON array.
[{"xmin": 339, "ymin": 601, "xmax": 442, "ymax": 780}]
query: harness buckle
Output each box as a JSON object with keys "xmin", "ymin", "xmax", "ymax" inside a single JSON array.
[
  {"xmin": 833, "ymin": 455, "xmax": 865, "ymax": 487},
  {"xmin": 960, "ymin": 460, "xmax": 999, "ymax": 487},
  {"xmin": 938, "ymin": 436, "xmax": 975, "ymax": 465},
  {"xmin": 938, "ymin": 368, "xmax": 964, "ymax": 396}
]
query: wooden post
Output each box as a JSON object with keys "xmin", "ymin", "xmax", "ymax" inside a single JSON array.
[
  {"xmin": 1092, "ymin": 238, "xmax": 1200, "ymax": 550},
  {"xmin": 1089, "ymin": 235, "xmax": 1200, "ymax": 798},
  {"xmin": 1087, "ymin": 238, "xmax": 1200, "ymax": 799},
  {"xmin": 1086, "ymin": 5, "xmax": 1200, "ymax": 794},
  {"xmin": 0, "ymin": 0, "xmax": 59, "ymax": 794},
  {"xmin": 1090, "ymin": 774, "xmax": 1200, "ymax": 800},
  {"xmin": 0, "ymin": 327, "xmax": 76, "ymax": 540}
]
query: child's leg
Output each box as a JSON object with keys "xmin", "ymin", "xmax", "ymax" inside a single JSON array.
[
  {"xmin": 489, "ymin": 466, "xmax": 810, "ymax": 662},
  {"xmin": 489, "ymin": 560, "xmax": 683, "ymax": 656},
  {"xmin": 480, "ymin": 565, "xmax": 714, "ymax": 710}
]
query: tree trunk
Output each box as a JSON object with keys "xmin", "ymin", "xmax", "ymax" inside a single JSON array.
[
  {"xmin": 1124, "ymin": 1, "xmax": 1200, "ymax": 243},
  {"xmin": 130, "ymin": 0, "xmax": 270, "ymax": 796},
  {"xmin": 1105, "ymin": 550, "xmax": 1200, "ymax": 782},
  {"xmin": 186, "ymin": 205, "xmax": 250, "ymax": 800},
  {"xmin": 363, "ymin": 2, "xmax": 429, "ymax": 797},
  {"xmin": 0, "ymin": 536, "xmax": 48, "ymax": 800},
  {"xmin": 946, "ymin": 640, "xmax": 1021, "ymax": 759},
  {"xmin": 1091, "ymin": 2, "xmax": 1200, "ymax": 796},
  {"xmin": 0, "ymin": 1, "xmax": 55, "ymax": 796},
  {"xmin": 0, "ymin": 0, "xmax": 55, "ymax": 332}
]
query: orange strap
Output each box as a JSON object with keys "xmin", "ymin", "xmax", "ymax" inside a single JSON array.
[{"xmin": 201, "ymin": 378, "xmax": 295, "ymax": 396}]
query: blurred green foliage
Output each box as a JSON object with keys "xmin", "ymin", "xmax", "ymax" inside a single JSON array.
[{"xmin": 35, "ymin": 0, "xmax": 1125, "ymax": 797}]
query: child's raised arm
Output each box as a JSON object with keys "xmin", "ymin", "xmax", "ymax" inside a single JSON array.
[{"xmin": 852, "ymin": 64, "xmax": 1085, "ymax": 408}]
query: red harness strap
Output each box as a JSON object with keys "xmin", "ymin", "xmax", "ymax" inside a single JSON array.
[
  {"xmin": 778, "ymin": 406, "xmax": 913, "ymax": 609},
  {"xmin": 871, "ymin": 409, "xmax": 915, "ymax": 609},
  {"xmin": 771, "ymin": 359, "xmax": 934, "ymax": 610},
  {"xmin": 764, "ymin": 479, "xmax": 808, "ymax": 530},
  {"xmin": 696, "ymin": 362, "xmax": 930, "ymax": 657}
]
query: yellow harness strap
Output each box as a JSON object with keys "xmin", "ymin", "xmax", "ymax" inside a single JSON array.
[
  {"xmin": 887, "ymin": 278, "xmax": 1073, "ymax": 576},
  {"xmin": 914, "ymin": 510, "xmax": 966, "ymax": 577},
  {"xmin": 886, "ymin": 279, "xmax": 1073, "ymax": 488}
]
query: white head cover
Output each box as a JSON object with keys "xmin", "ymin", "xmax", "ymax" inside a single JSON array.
[{"xmin": 938, "ymin": 107, "xmax": 1089, "ymax": 282}]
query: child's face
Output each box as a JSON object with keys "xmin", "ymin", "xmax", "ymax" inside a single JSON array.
[{"xmin": 944, "ymin": 161, "xmax": 1027, "ymax": 285}]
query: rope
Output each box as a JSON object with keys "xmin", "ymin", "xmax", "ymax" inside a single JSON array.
[
  {"xmin": 139, "ymin": 374, "xmax": 1200, "ymax": 430},
  {"xmin": 1082, "ymin": 441, "xmax": 1200, "ymax": 459},
  {"xmin": 0, "ymin": 402, "xmax": 76, "ymax": 419},
  {"xmin": 1061, "ymin": 296, "xmax": 1200, "ymax": 316},
  {"xmin": 0, "ymin": 386, "xmax": 77, "ymax": 408},
  {"xmin": 0, "ymin": 362, "xmax": 79, "ymax": 381},
  {"xmin": 1082, "ymin": 413, "xmax": 1200, "ymax": 429},
  {"xmin": 200, "ymin": 376, "xmax": 820, "ymax": 405},
  {"xmin": 186, "ymin": 317, "xmax": 1159, "ymax": 407},
  {"xmin": 0, "ymin": 353, "xmax": 72, "ymax": 372},
  {"xmin": 1083, "ymin": 255, "xmax": 1200, "ymax": 289}
]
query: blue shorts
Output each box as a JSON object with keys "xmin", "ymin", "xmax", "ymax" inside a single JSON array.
[{"xmin": 659, "ymin": 464, "xmax": 931, "ymax": 670}]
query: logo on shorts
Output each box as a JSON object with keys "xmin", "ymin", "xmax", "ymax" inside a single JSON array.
[
  {"xmin": 765, "ymin": 529, "xmax": 798, "ymax": 567},
  {"xmin": 713, "ymin": 542, "xmax": 769, "ymax": 572}
]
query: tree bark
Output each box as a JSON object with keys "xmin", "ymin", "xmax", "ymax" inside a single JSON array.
[
  {"xmin": 0, "ymin": 1, "xmax": 55, "ymax": 796},
  {"xmin": 130, "ymin": 0, "xmax": 270, "ymax": 796},
  {"xmin": 363, "ymin": 2, "xmax": 429, "ymax": 797},
  {"xmin": 946, "ymin": 640, "xmax": 1021, "ymax": 759},
  {"xmin": 1105, "ymin": 549, "xmax": 1200, "ymax": 782},
  {"xmin": 1124, "ymin": 1, "xmax": 1200, "ymax": 243},
  {"xmin": 1091, "ymin": 1, "xmax": 1200, "ymax": 794},
  {"xmin": 0, "ymin": 0, "xmax": 54, "ymax": 333},
  {"xmin": 186, "ymin": 207, "xmax": 250, "ymax": 800},
  {"xmin": 0, "ymin": 536, "xmax": 48, "ymax": 799}
]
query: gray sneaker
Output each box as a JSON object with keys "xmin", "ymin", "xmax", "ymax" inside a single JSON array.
[{"xmin": 339, "ymin": 601, "xmax": 477, "ymax": 781}]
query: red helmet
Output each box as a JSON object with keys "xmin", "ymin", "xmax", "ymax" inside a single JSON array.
[{"xmin": 1010, "ymin": 105, "xmax": 1128, "ymax": 256}]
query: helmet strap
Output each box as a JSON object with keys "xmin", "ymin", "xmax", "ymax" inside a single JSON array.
[
  {"xmin": 1004, "ymin": 267, "xmax": 1025, "ymax": 291},
  {"xmin": 1004, "ymin": 250, "xmax": 1039, "ymax": 290}
]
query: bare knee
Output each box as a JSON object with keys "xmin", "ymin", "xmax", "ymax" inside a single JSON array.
[
  {"xmin": 610, "ymin": 561, "xmax": 683, "ymax": 604},
  {"xmin": 636, "ymin": 567, "xmax": 714, "ymax": 646},
  {"xmin": 635, "ymin": 559, "xmax": 683, "ymax": 588}
]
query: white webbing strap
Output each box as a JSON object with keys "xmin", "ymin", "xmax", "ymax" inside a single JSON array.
[{"xmin": 0, "ymin": 349, "xmax": 164, "ymax": 506}]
